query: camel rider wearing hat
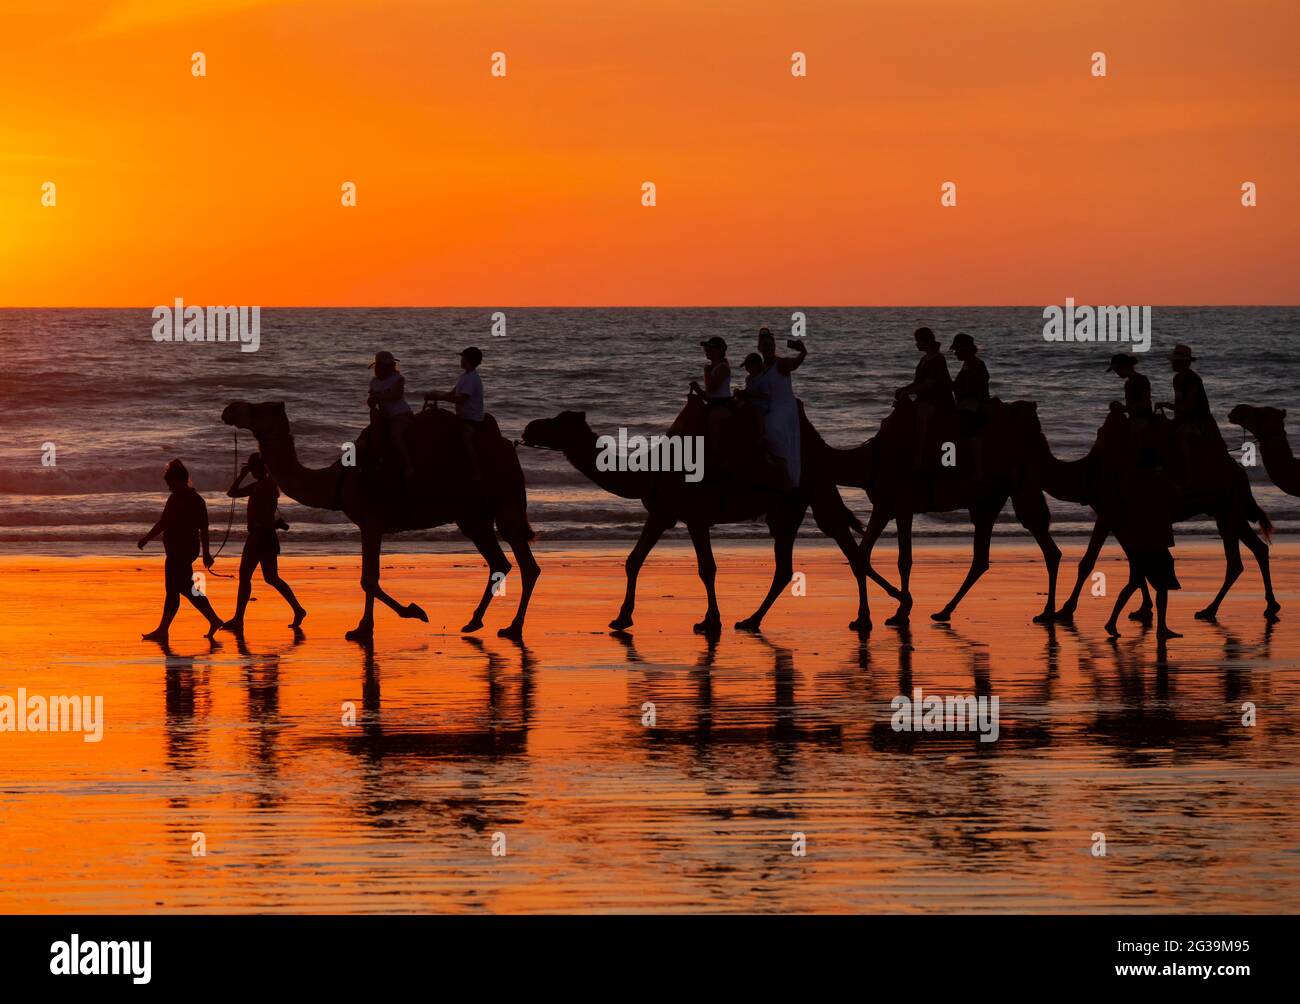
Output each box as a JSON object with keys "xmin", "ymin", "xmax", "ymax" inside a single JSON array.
[
  {"xmin": 950, "ymin": 332, "xmax": 989, "ymax": 479},
  {"xmin": 1157, "ymin": 343, "xmax": 1221, "ymax": 474},
  {"xmin": 895, "ymin": 326, "xmax": 954, "ymax": 472},
  {"xmin": 1106, "ymin": 352, "xmax": 1156, "ymax": 467},
  {"xmin": 367, "ymin": 350, "xmax": 416, "ymax": 478}
]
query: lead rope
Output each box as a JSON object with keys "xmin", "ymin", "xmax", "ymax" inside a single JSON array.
[{"xmin": 208, "ymin": 428, "xmax": 239, "ymax": 577}]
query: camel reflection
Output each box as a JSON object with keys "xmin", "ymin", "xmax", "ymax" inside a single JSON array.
[
  {"xmin": 341, "ymin": 635, "xmax": 536, "ymax": 763},
  {"xmin": 619, "ymin": 632, "xmax": 842, "ymax": 769}
]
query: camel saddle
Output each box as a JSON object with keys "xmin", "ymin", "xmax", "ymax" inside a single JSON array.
[{"xmin": 668, "ymin": 394, "xmax": 791, "ymax": 491}]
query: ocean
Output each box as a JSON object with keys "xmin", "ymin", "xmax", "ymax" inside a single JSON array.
[{"xmin": 1, "ymin": 307, "xmax": 1296, "ymax": 552}]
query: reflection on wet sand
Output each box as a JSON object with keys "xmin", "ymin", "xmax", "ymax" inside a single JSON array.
[{"xmin": 1, "ymin": 545, "xmax": 1297, "ymax": 912}]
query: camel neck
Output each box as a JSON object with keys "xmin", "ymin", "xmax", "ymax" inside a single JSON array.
[
  {"xmin": 1033, "ymin": 435, "xmax": 1092, "ymax": 504},
  {"xmin": 256, "ymin": 431, "xmax": 343, "ymax": 510},
  {"xmin": 564, "ymin": 430, "xmax": 651, "ymax": 500},
  {"xmin": 1256, "ymin": 426, "xmax": 1300, "ymax": 493}
]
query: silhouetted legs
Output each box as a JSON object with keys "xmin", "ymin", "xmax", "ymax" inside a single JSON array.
[
  {"xmin": 1105, "ymin": 553, "xmax": 1178, "ymax": 639},
  {"xmin": 1011, "ymin": 487, "xmax": 1061, "ymax": 623},
  {"xmin": 886, "ymin": 511, "xmax": 913, "ymax": 625},
  {"xmin": 346, "ymin": 525, "xmax": 429, "ymax": 641},
  {"xmin": 144, "ymin": 557, "xmax": 222, "ymax": 640},
  {"xmin": 499, "ymin": 528, "xmax": 541, "ymax": 639},
  {"xmin": 460, "ymin": 522, "xmax": 512, "ymax": 634},
  {"xmin": 931, "ymin": 507, "xmax": 994, "ymax": 622},
  {"xmin": 1196, "ymin": 515, "xmax": 1243, "ymax": 622},
  {"xmin": 224, "ymin": 548, "xmax": 305, "ymax": 633},
  {"xmin": 687, "ymin": 520, "xmax": 721, "ymax": 634},
  {"xmin": 611, "ymin": 511, "xmax": 674, "ymax": 630},
  {"xmin": 808, "ymin": 488, "xmax": 878, "ymax": 633},
  {"xmin": 1056, "ymin": 517, "xmax": 1151, "ymax": 624},
  {"xmin": 735, "ymin": 503, "xmax": 803, "ymax": 630}
]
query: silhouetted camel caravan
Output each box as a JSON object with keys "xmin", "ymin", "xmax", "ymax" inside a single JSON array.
[
  {"xmin": 162, "ymin": 336, "xmax": 1291, "ymax": 646},
  {"xmin": 222, "ymin": 399, "xmax": 539, "ymax": 641}
]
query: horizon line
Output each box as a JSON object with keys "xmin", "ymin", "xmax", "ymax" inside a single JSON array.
[{"xmin": 2, "ymin": 303, "xmax": 1298, "ymax": 311}]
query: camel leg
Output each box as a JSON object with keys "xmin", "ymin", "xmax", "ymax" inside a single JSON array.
[
  {"xmin": 736, "ymin": 506, "xmax": 803, "ymax": 631},
  {"xmin": 460, "ymin": 526, "xmax": 512, "ymax": 634},
  {"xmin": 1128, "ymin": 578, "xmax": 1154, "ymax": 624},
  {"xmin": 885, "ymin": 511, "xmax": 913, "ymax": 625},
  {"xmin": 347, "ymin": 527, "xmax": 429, "ymax": 641},
  {"xmin": 1057, "ymin": 517, "xmax": 1109, "ymax": 622},
  {"xmin": 1012, "ymin": 487, "xmax": 1061, "ymax": 624},
  {"xmin": 809, "ymin": 491, "xmax": 873, "ymax": 633},
  {"xmin": 1104, "ymin": 556, "xmax": 1143, "ymax": 637},
  {"xmin": 498, "ymin": 531, "xmax": 541, "ymax": 639},
  {"xmin": 1196, "ymin": 515, "xmax": 1243, "ymax": 622},
  {"xmin": 687, "ymin": 521, "xmax": 722, "ymax": 635},
  {"xmin": 610, "ymin": 512, "xmax": 674, "ymax": 630},
  {"xmin": 1239, "ymin": 521, "xmax": 1280, "ymax": 620},
  {"xmin": 931, "ymin": 506, "xmax": 997, "ymax": 621},
  {"xmin": 856, "ymin": 506, "xmax": 897, "ymax": 600}
]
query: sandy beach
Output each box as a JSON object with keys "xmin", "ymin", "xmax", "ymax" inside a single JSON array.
[{"xmin": 1, "ymin": 539, "xmax": 1297, "ymax": 913}]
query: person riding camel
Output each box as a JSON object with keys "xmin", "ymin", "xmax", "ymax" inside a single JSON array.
[
  {"xmin": 1157, "ymin": 343, "xmax": 1220, "ymax": 478},
  {"xmin": 753, "ymin": 327, "xmax": 805, "ymax": 489},
  {"xmin": 894, "ymin": 326, "xmax": 953, "ymax": 472},
  {"xmin": 367, "ymin": 350, "xmax": 415, "ymax": 478},
  {"xmin": 690, "ymin": 336, "xmax": 734, "ymax": 410},
  {"xmin": 950, "ymin": 332, "xmax": 989, "ymax": 480},
  {"xmin": 426, "ymin": 346, "xmax": 486, "ymax": 483},
  {"xmin": 1105, "ymin": 351, "xmax": 1155, "ymax": 468},
  {"xmin": 689, "ymin": 336, "xmax": 735, "ymax": 474}
]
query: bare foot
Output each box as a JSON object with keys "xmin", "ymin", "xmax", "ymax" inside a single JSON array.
[
  {"xmin": 220, "ymin": 619, "xmax": 244, "ymax": 635},
  {"xmin": 1157, "ymin": 627, "xmax": 1182, "ymax": 639},
  {"xmin": 1104, "ymin": 621, "xmax": 1120, "ymax": 638},
  {"xmin": 141, "ymin": 629, "xmax": 168, "ymax": 642}
]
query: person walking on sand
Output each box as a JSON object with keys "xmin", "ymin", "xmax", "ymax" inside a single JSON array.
[
  {"xmin": 220, "ymin": 452, "xmax": 306, "ymax": 634},
  {"xmin": 138, "ymin": 459, "xmax": 224, "ymax": 640},
  {"xmin": 367, "ymin": 350, "xmax": 415, "ymax": 478},
  {"xmin": 950, "ymin": 333, "xmax": 990, "ymax": 480},
  {"xmin": 754, "ymin": 327, "xmax": 805, "ymax": 488},
  {"xmin": 895, "ymin": 326, "xmax": 953, "ymax": 472},
  {"xmin": 427, "ymin": 346, "xmax": 485, "ymax": 481}
]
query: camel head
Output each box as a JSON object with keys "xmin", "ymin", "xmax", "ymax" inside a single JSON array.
[
  {"xmin": 222, "ymin": 400, "xmax": 291, "ymax": 443},
  {"xmin": 522, "ymin": 411, "xmax": 592, "ymax": 452},
  {"xmin": 1229, "ymin": 404, "xmax": 1286, "ymax": 437}
]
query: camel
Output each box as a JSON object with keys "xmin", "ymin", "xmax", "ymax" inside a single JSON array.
[
  {"xmin": 520, "ymin": 398, "xmax": 896, "ymax": 634},
  {"xmin": 221, "ymin": 400, "xmax": 540, "ymax": 641},
  {"xmin": 1025, "ymin": 407, "xmax": 1278, "ymax": 623},
  {"xmin": 1230, "ymin": 405, "xmax": 1300, "ymax": 496},
  {"xmin": 822, "ymin": 398, "xmax": 1063, "ymax": 626}
]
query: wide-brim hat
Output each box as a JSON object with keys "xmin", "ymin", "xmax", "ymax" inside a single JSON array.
[
  {"xmin": 1169, "ymin": 343, "xmax": 1195, "ymax": 361},
  {"xmin": 369, "ymin": 350, "xmax": 397, "ymax": 369},
  {"xmin": 949, "ymin": 332, "xmax": 976, "ymax": 352},
  {"xmin": 1105, "ymin": 352, "xmax": 1139, "ymax": 372}
]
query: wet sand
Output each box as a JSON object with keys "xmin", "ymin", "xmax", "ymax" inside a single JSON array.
[{"xmin": 1, "ymin": 540, "xmax": 1297, "ymax": 913}]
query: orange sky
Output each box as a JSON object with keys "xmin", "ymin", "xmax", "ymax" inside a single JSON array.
[{"xmin": 2, "ymin": 0, "xmax": 1298, "ymax": 306}]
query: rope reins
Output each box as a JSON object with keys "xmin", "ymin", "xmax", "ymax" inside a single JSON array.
[{"xmin": 207, "ymin": 428, "xmax": 239, "ymax": 577}]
